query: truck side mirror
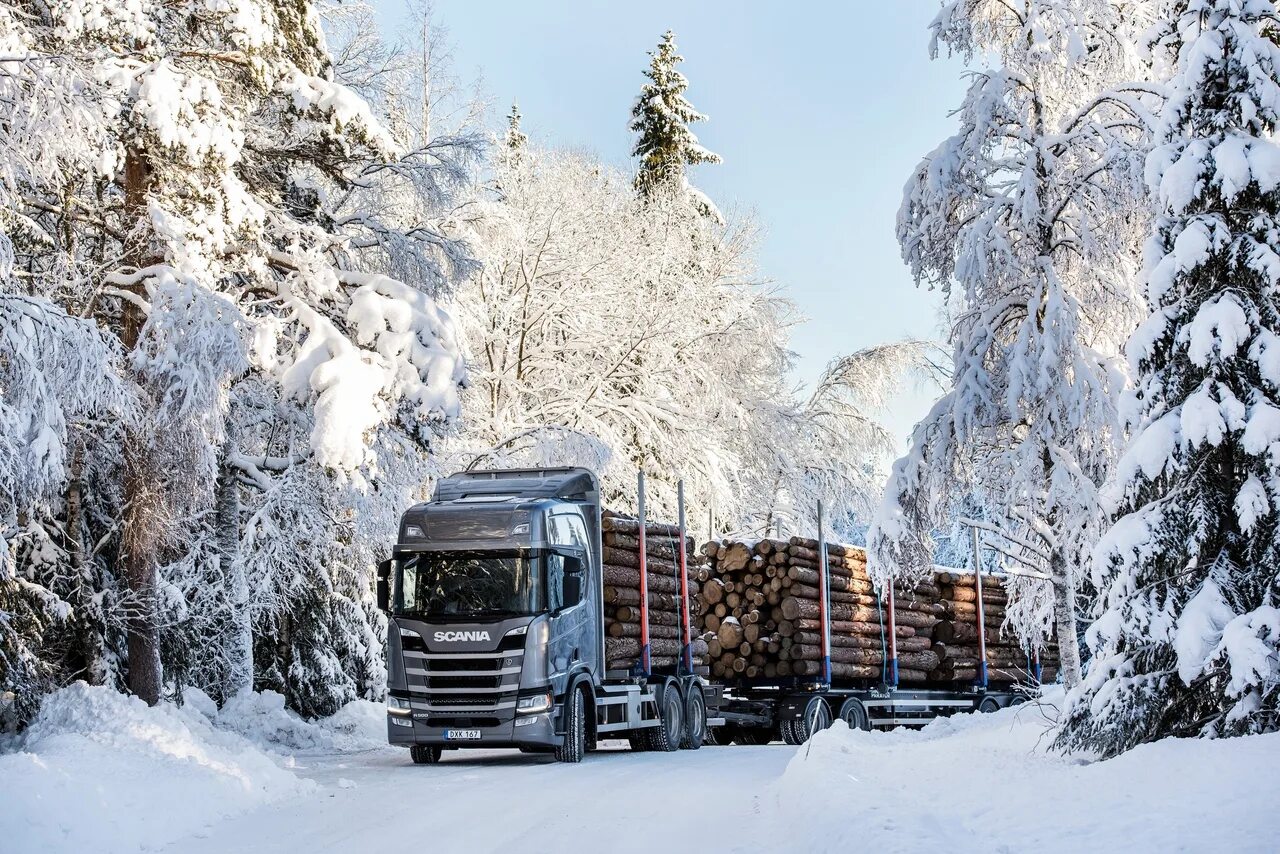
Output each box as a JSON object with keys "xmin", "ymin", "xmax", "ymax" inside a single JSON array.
[
  {"xmin": 562, "ymin": 555, "xmax": 584, "ymax": 606},
  {"xmin": 376, "ymin": 559, "xmax": 393, "ymax": 613}
]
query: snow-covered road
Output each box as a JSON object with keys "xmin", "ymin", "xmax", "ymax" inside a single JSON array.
[
  {"xmin": 168, "ymin": 742, "xmax": 791, "ymax": 854},
  {"xmin": 6, "ymin": 685, "xmax": 1279, "ymax": 854}
]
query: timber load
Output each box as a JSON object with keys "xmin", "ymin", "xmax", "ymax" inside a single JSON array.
[
  {"xmin": 696, "ymin": 537, "xmax": 1059, "ymax": 685},
  {"xmin": 601, "ymin": 510, "xmax": 709, "ymax": 673}
]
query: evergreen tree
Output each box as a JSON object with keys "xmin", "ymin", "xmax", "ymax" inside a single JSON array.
[
  {"xmin": 629, "ymin": 30, "xmax": 721, "ymax": 215},
  {"xmin": 1059, "ymin": 0, "xmax": 1280, "ymax": 757},
  {"xmin": 505, "ymin": 101, "xmax": 528, "ymax": 154}
]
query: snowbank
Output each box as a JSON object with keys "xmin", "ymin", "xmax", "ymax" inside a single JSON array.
[
  {"xmin": 216, "ymin": 689, "xmax": 386, "ymax": 754},
  {"xmin": 0, "ymin": 683, "xmax": 384, "ymax": 854},
  {"xmin": 770, "ymin": 692, "xmax": 1280, "ymax": 853}
]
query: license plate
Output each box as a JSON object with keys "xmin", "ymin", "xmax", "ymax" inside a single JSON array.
[{"xmin": 445, "ymin": 729, "xmax": 481, "ymax": 740}]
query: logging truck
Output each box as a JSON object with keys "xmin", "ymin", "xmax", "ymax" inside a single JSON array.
[
  {"xmin": 378, "ymin": 466, "xmax": 1037, "ymax": 763},
  {"xmin": 377, "ymin": 467, "xmax": 715, "ymax": 764}
]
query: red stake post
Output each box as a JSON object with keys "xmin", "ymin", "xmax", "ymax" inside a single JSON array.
[
  {"xmin": 886, "ymin": 584, "xmax": 899, "ymax": 687},
  {"xmin": 972, "ymin": 526, "xmax": 989, "ymax": 688},
  {"xmin": 677, "ymin": 480, "xmax": 692, "ymax": 673},
  {"xmin": 636, "ymin": 470, "xmax": 651, "ymax": 677}
]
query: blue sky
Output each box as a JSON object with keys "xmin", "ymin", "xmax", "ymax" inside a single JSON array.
[{"xmin": 376, "ymin": 1, "xmax": 967, "ymax": 441}]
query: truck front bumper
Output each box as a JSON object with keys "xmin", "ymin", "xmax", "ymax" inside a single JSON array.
[{"xmin": 387, "ymin": 710, "xmax": 560, "ymax": 748}]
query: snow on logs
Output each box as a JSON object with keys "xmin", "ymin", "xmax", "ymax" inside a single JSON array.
[
  {"xmin": 601, "ymin": 510, "xmax": 709, "ymax": 672},
  {"xmin": 697, "ymin": 537, "xmax": 1060, "ymax": 684}
]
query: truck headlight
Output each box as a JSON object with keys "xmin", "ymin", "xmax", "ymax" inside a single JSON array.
[
  {"xmin": 516, "ymin": 692, "xmax": 552, "ymax": 715},
  {"xmin": 387, "ymin": 696, "xmax": 412, "ymax": 717}
]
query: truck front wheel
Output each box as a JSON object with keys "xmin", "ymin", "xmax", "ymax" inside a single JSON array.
[
  {"xmin": 410, "ymin": 745, "xmax": 442, "ymax": 764},
  {"xmin": 555, "ymin": 688, "xmax": 586, "ymax": 763}
]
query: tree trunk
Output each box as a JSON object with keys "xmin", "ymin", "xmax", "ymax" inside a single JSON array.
[
  {"xmin": 1051, "ymin": 547, "xmax": 1082, "ymax": 688},
  {"xmin": 217, "ymin": 436, "xmax": 252, "ymax": 697},
  {"xmin": 120, "ymin": 147, "xmax": 162, "ymax": 706}
]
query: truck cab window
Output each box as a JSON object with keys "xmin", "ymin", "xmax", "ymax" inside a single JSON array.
[{"xmin": 546, "ymin": 553, "xmax": 565, "ymax": 612}]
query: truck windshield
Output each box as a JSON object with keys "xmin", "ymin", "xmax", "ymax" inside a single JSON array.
[{"xmin": 394, "ymin": 551, "xmax": 543, "ymax": 619}]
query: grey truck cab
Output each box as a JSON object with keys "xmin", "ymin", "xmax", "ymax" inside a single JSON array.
[{"xmin": 378, "ymin": 467, "xmax": 712, "ymax": 764}]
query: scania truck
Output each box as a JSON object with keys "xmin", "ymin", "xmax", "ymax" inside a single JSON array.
[{"xmin": 377, "ymin": 467, "xmax": 714, "ymax": 763}]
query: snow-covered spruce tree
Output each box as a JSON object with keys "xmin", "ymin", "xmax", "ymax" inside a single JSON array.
[
  {"xmin": 0, "ymin": 290, "xmax": 131, "ymax": 723},
  {"xmin": 217, "ymin": 10, "xmax": 479, "ymax": 714},
  {"xmin": 866, "ymin": 0, "xmax": 1154, "ymax": 681},
  {"xmin": 629, "ymin": 30, "xmax": 722, "ymax": 219},
  {"xmin": 1059, "ymin": 0, "xmax": 1280, "ymax": 756},
  {"xmin": 505, "ymin": 102, "xmax": 528, "ymax": 155},
  {"xmin": 6, "ymin": 1, "xmax": 469, "ymax": 712}
]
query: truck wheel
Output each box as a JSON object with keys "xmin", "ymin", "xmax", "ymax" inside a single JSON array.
[
  {"xmin": 555, "ymin": 688, "xmax": 586, "ymax": 763},
  {"xmin": 627, "ymin": 732, "xmax": 649, "ymax": 752},
  {"xmin": 839, "ymin": 698, "xmax": 871, "ymax": 731},
  {"xmin": 410, "ymin": 745, "xmax": 442, "ymax": 764},
  {"xmin": 681, "ymin": 687, "xmax": 706, "ymax": 750},
  {"xmin": 786, "ymin": 697, "xmax": 832, "ymax": 745},
  {"xmin": 781, "ymin": 718, "xmax": 802, "ymax": 745},
  {"xmin": 644, "ymin": 684, "xmax": 684, "ymax": 752},
  {"xmin": 978, "ymin": 695, "xmax": 1002, "ymax": 714}
]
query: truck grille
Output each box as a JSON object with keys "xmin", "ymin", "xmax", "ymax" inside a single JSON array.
[{"xmin": 402, "ymin": 646, "xmax": 522, "ymax": 716}]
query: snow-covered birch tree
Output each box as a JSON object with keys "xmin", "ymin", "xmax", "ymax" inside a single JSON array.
[
  {"xmin": 446, "ymin": 144, "xmax": 788, "ymax": 526},
  {"xmin": 1059, "ymin": 0, "xmax": 1280, "ymax": 756},
  {"xmin": 866, "ymin": 0, "xmax": 1154, "ymax": 682}
]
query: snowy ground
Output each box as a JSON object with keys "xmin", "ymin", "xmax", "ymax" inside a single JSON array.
[{"xmin": 2, "ymin": 684, "xmax": 1277, "ymax": 854}]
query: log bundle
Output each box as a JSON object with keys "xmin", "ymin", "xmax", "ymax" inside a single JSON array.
[
  {"xmin": 601, "ymin": 510, "xmax": 709, "ymax": 672},
  {"xmin": 696, "ymin": 538, "xmax": 1060, "ymax": 685}
]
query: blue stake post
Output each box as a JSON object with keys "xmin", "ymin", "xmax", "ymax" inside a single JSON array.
[{"xmin": 817, "ymin": 501, "xmax": 832, "ymax": 686}]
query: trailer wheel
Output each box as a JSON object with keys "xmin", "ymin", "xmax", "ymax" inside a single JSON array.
[
  {"xmin": 978, "ymin": 695, "xmax": 1002, "ymax": 714},
  {"xmin": 681, "ymin": 686, "xmax": 706, "ymax": 750},
  {"xmin": 644, "ymin": 683, "xmax": 684, "ymax": 752},
  {"xmin": 838, "ymin": 698, "xmax": 871, "ymax": 731},
  {"xmin": 780, "ymin": 718, "xmax": 802, "ymax": 745},
  {"xmin": 786, "ymin": 696, "xmax": 832, "ymax": 745},
  {"xmin": 554, "ymin": 688, "xmax": 586, "ymax": 763},
  {"xmin": 410, "ymin": 744, "xmax": 442, "ymax": 764}
]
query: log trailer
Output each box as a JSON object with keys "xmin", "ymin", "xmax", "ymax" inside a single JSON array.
[
  {"xmin": 377, "ymin": 467, "xmax": 716, "ymax": 764},
  {"xmin": 378, "ymin": 467, "xmax": 1038, "ymax": 763}
]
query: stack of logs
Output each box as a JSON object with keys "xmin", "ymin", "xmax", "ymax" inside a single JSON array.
[
  {"xmin": 698, "ymin": 537, "xmax": 1059, "ymax": 684},
  {"xmin": 931, "ymin": 571, "xmax": 1060, "ymax": 683},
  {"xmin": 601, "ymin": 510, "xmax": 709, "ymax": 672}
]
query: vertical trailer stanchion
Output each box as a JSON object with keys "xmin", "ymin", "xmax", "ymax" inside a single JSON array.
[
  {"xmin": 1033, "ymin": 649, "xmax": 1042, "ymax": 683},
  {"xmin": 677, "ymin": 480, "xmax": 692, "ymax": 674},
  {"xmin": 971, "ymin": 525, "xmax": 988, "ymax": 689},
  {"xmin": 817, "ymin": 501, "xmax": 832, "ymax": 686},
  {"xmin": 635, "ymin": 471, "xmax": 651, "ymax": 678},
  {"xmin": 886, "ymin": 584, "xmax": 900, "ymax": 687}
]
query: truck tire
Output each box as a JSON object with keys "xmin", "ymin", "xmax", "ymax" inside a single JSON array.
[
  {"xmin": 410, "ymin": 744, "xmax": 442, "ymax": 764},
  {"xmin": 786, "ymin": 696, "xmax": 832, "ymax": 745},
  {"xmin": 781, "ymin": 718, "xmax": 802, "ymax": 745},
  {"xmin": 555, "ymin": 688, "xmax": 586, "ymax": 763},
  {"xmin": 839, "ymin": 698, "xmax": 871, "ymax": 731},
  {"xmin": 681, "ymin": 687, "xmax": 707, "ymax": 750},
  {"xmin": 978, "ymin": 695, "xmax": 1002, "ymax": 714},
  {"xmin": 644, "ymin": 683, "xmax": 684, "ymax": 752}
]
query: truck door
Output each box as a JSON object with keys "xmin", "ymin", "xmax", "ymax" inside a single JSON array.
[{"xmin": 547, "ymin": 513, "xmax": 598, "ymax": 690}]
